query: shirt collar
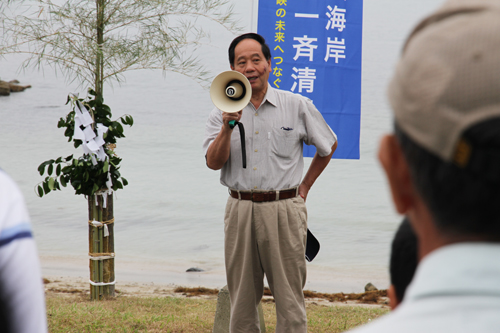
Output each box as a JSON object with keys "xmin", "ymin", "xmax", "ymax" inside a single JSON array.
[
  {"xmin": 261, "ymin": 83, "xmax": 277, "ymax": 108},
  {"xmin": 405, "ymin": 243, "xmax": 500, "ymax": 302}
]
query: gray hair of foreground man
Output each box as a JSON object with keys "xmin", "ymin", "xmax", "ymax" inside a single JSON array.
[{"xmin": 387, "ymin": 1, "xmax": 500, "ymax": 240}]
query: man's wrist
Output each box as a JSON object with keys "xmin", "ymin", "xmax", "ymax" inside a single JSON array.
[{"xmin": 300, "ymin": 180, "xmax": 313, "ymax": 190}]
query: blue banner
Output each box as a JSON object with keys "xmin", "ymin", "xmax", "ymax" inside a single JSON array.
[{"xmin": 257, "ymin": 0, "xmax": 363, "ymax": 159}]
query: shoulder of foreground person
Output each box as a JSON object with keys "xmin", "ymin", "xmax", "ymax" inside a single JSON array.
[
  {"xmin": 0, "ymin": 169, "xmax": 48, "ymax": 333},
  {"xmin": 349, "ymin": 294, "xmax": 500, "ymax": 333}
]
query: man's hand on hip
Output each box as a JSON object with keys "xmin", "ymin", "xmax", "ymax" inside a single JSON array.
[{"xmin": 298, "ymin": 183, "xmax": 311, "ymax": 202}]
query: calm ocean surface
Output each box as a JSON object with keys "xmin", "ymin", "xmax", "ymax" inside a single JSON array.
[{"xmin": 0, "ymin": 0, "xmax": 441, "ymax": 292}]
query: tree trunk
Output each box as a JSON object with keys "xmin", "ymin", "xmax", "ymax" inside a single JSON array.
[
  {"xmin": 88, "ymin": 190, "xmax": 115, "ymax": 300},
  {"xmin": 95, "ymin": 0, "xmax": 104, "ymax": 100}
]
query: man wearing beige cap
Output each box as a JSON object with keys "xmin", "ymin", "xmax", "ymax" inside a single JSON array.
[{"xmin": 350, "ymin": 0, "xmax": 500, "ymax": 332}]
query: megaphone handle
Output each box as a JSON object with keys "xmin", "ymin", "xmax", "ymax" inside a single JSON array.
[
  {"xmin": 229, "ymin": 120, "xmax": 236, "ymax": 129},
  {"xmin": 236, "ymin": 122, "xmax": 247, "ymax": 169}
]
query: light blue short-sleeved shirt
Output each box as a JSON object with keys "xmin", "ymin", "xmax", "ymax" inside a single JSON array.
[
  {"xmin": 349, "ymin": 243, "xmax": 500, "ymax": 333},
  {"xmin": 203, "ymin": 84, "xmax": 337, "ymax": 191}
]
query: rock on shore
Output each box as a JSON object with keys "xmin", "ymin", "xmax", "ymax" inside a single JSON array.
[{"xmin": 0, "ymin": 79, "xmax": 32, "ymax": 96}]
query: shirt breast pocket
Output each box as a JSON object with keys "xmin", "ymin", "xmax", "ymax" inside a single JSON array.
[{"xmin": 269, "ymin": 127, "xmax": 299, "ymax": 159}]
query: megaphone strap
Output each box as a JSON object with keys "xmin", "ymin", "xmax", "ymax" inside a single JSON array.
[{"xmin": 236, "ymin": 122, "xmax": 247, "ymax": 169}]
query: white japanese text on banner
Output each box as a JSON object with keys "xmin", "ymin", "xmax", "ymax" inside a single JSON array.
[{"xmin": 257, "ymin": 0, "xmax": 363, "ymax": 159}]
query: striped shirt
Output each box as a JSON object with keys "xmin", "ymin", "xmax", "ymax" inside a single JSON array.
[{"xmin": 203, "ymin": 84, "xmax": 337, "ymax": 191}]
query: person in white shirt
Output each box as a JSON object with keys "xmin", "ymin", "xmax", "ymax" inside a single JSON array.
[
  {"xmin": 350, "ymin": 1, "xmax": 500, "ymax": 332},
  {"xmin": 0, "ymin": 169, "xmax": 47, "ymax": 333},
  {"xmin": 203, "ymin": 33, "xmax": 337, "ymax": 333}
]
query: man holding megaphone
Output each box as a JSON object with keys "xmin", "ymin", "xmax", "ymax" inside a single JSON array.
[{"xmin": 203, "ymin": 33, "xmax": 337, "ymax": 333}]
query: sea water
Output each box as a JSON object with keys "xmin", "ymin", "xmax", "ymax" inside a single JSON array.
[{"xmin": 0, "ymin": 0, "xmax": 441, "ymax": 292}]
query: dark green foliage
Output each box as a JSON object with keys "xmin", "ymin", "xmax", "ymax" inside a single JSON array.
[{"xmin": 37, "ymin": 91, "xmax": 133, "ymax": 197}]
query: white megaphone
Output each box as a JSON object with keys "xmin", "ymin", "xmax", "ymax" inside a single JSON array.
[
  {"xmin": 210, "ymin": 70, "xmax": 251, "ymax": 168},
  {"xmin": 210, "ymin": 71, "xmax": 252, "ymax": 127}
]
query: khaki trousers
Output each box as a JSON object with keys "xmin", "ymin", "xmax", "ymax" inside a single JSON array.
[{"xmin": 224, "ymin": 195, "xmax": 308, "ymax": 333}]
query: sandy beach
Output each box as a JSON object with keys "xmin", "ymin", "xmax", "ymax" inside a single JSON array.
[
  {"xmin": 40, "ymin": 253, "xmax": 389, "ymax": 296},
  {"xmin": 43, "ymin": 274, "xmax": 389, "ymax": 310}
]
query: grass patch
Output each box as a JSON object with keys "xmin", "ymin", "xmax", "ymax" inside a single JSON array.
[
  {"xmin": 47, "ymin": 294, "xmax": 215, "ymax": 333},
  {"xmin": 305, "ymin": 305, "xmax": 386, "ymax": 332},
  {"xmin": 261, "ymin": 303, "xmax": 387, "ymax": 332},
  {"xmin": 46, "ymin": 293, "xmax": 389, "ymax": 332}
]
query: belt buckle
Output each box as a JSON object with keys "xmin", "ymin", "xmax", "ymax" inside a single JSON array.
[{"xmin": 249, "ymin": 190, "xmax": 254, "ymax": 201}]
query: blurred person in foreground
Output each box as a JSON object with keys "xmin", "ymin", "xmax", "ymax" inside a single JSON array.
[
  {"xmin": 350, "ymin": 0, "xmax": 500, "ymax": 331},
  {"xmin": 0, "ymin": 169, "xmax": 47, "ymax": 332},
  {"xmin": 388, "ymin": 217, "xmax": 418, "ymax": 310}
]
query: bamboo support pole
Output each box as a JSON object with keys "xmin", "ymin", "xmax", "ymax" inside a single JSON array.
[{"xmin": 88, "ymin": 190, "xmax": 115, "ymax": 300}]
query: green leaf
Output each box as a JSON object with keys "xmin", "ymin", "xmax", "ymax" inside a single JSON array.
[
  {"xmin": 122, "ymin": 177, "xmax": 128, "ymax": 186},
  {"xmin": 56, "ymin": 157, "xmax": 62, "ymax": 163},
  {"xmin": 127, "ymin": 115, "xmax": 134, "ymax": 126},
  {"xmin": 113, "ymin": 180, "xmax": 123, "ymax": 190},
  {"xmin": 116, "ymin": 122, "xmax": 124, "ymax": 134},
  {"xmin": 38, "ymin": 163, "xmax": 46, "ymax": 176},
  {"xmin": 100, "ymin": 105, "xmax": 112, "ymax": 116},
  {"xmin": 60, "ymin": 176, "xmax": 67, "ymax": 187},
  {"xmin": 43, "ymin": 181, "xmax": 50, "ymax": 194},
  {"xmin": 103, "ymin": 160, "xmax": 109, "ymax": 173},
  {"xmin": 48, "ymin": 177, "xmax": 55, "ymax": 190},
  {"xmin": 48, "ymin": 164, "xmax": 53, "ymax": 175},
  {"xmin": 65, "ymin": 128, "xmax": 73, "ymax": 141},
  {"xmin": 56, "ymin": 164, "xmax": 61, "ymax": 176},
  {"xmin": 65, "ymin": 154, "xmax": 73, "ymax": 161},
  {"xmin": 37, "ymin": 186, "xmax": 44, "ymax": 197}
]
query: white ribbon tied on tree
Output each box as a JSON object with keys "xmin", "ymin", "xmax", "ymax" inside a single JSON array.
[
  {"xmin": 73, "ymin": 97, "xmax": 113, "ymax": 194},
  {"xmin": 91, "ymin": 220, "xmax": 110, "ymax": 237}
]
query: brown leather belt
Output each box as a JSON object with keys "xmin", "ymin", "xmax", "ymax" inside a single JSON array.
[{"xmin": 230, "ymin": 188, "xmax": 298, "ymax": 202}]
